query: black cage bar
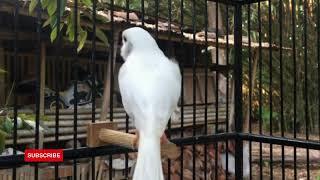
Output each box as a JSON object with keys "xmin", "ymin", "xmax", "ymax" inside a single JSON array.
[{"xmin": 0, "ymin": 0, "xmax": 319, "ymax": 179}]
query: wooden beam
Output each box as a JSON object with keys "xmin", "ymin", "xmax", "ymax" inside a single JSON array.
[
  {"xmin": 39, "ymin": 42, "xmax": 46, "ymax": 116},
  {"xmin": 100, "ymin": 30, "xmax": 120, "ymax": 121}
]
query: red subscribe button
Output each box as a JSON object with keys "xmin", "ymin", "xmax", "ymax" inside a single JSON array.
[{"xmin": 24, "ymin": 149, "xmax": 63, "ymax": 162}]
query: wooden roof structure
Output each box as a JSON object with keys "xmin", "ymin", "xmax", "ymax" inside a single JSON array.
[{"xmin": 0, "ymin": 0, "xmax": 291, "ymax": 51}]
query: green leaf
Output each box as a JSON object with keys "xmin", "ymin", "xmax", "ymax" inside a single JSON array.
[
  {"xmin": 49, "ymin": 15, "xmax": 58, "ymax": 28},
  {"xmin": 96, "ymin": 28, "xmax": 109, "ymax": 46},
  {"xmin": 0, "ymin": 68, "xmax": 6, "ymax": 74},
  {"xmin": 68, "ymin": 30, "xmax": 74, "ymax": 42},
  {"xmin": 66, "ymin": 14, "xmax": 75, "ymax": 42},
  {"xmin": 77, "ymin": 30, "xmax": 87, "ymax": 52},
  {"xmin": 59, "ymin": 23, "xmax": 64, "ymax": 31},
  {"xmin": 42, "ymin": 18, "xmax": 51, "ymax": 28},
  {"xmin": 50, "ymin": 27, "xmax": 57, "ymax": 42},
  {"xmin": 47, "ymin": 0, "xmax": 57, "ymax": 16},
  {"xmin": 81, "ymin": 0, "xmax": 92, "ymax": 7},
  {"xmin": 2, "ymin": 118, "xmax": 13, "ymax": 134},
  {"xmin": 67, "ymin": 25, "xmax": 75, "ymax": 42},
  {"xmin": 41, "ymin": 0, "xmax": 50, "ymax": 8},
  {"xmin": 66, "ymin": 15, "xmax": 71, "ymax": 34},
  {"xmin": 0, "ymin": 130, "xmax": 7, "ymax": 154},
  {"xmin": 29, "ymin": 0, "xmax": 38, "ymax": 14}
]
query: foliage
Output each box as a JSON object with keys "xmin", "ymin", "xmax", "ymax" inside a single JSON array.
[
  {"xmin": 257, "ymin": 107, "xmax": 280, "ymax": 131},
  {"xmin": 0, "ymin": 130, "xmax": 6, "ymax": 154},
  {"xmin": 0, "ymin": 113, "xmax": 51, "ymax": 134},
  {"xmin": 7, "ymin": 113, "xmax": 52, "ymax": 122},
  {"xmin": 0, "ymin": 113, "xmax": 50, "ymax": 153},
  {"xmin": 240, "ymin": 1, "xmax": 319, "ymax": 133},
  {"xmin": 28, "ymin": 0, "xmax": 207, "ymax": 51},
  {"xmin": 0, "ymin": 116, "xmax": 13, "ymax": 134},
  {"xmin": 29, "ymin": 0, "xmax": 109, "ymax": 52}
]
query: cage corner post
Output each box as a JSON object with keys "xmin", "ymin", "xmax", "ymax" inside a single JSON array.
[{"xmin": 234, "ymin": 2, "xmax": 243, "ymax": 180}]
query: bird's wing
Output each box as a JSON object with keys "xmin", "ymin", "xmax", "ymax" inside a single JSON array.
[
  {"xmin": 118, "ymin": 63, "xmax": 135, "ymax": 121},
  {"xmin": 118, "ymin": 54, "xmax": 181, "ymax": 135}
]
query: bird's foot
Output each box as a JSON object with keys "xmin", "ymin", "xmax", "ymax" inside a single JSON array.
[
  {"xmin": 160, "ymin": 133, "xmax": 169, "ymax": 145},
  {"xmin": 133, "ymin": 130, "xmax": 139, "ymax": 149}
]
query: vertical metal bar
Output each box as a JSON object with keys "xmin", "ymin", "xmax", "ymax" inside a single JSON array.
[
  {"xmin": 268, "ymin": 0, "xmax": 273, "ymax": 178},
  {"xmin": 179, "ymin": 0, "xmax": 184, "ymax": 179},
  {"xmin": 291, "ymin": 0, "xmax": 297, "ymax": 178},
  {"xmin": 204, "ymin": 0, "xmax": 208, "ymax": 179},
  {"xmin": 55, "ymin": 0, "xmax": 62, "ymax": 178},
  {"xmin": 91, "ymin": 0, "xmax": 97, "ymax": 179},
  {"xmin": 73, "ymin": 0, "xmax": 79, "ymax": 179},
  {"xmin": 35, "ymin": 0, "xmax": 42, "ymax": 178},
  {"xmin": 12, "ymin": 1, "xmax": 19, "ymax": 179},
  {"xmin": 180, "ymin": 0, "xmax": 184, "ymax": 139},
  {"xmin": 141, "ymin": 0, "xmax": 144, "ymax": 26},
  {"xmin": 167, "ymin": 1, "xmax": 172, "ymax": 179},
  {"xmin": 109, "ymin": 0, "xmax": 114, "ymax": 124},
  {"xmin": 109, "ymin": 0, "xmax": 115, "ymax": 179},
  {"xmin": 125, "ymin": 1, "xmax": 130, "ymax": 178},
  {"xmin": 91, "ymin": 0, "xmax": 97, "ymax": 131},
  {"xmin": 204, "ymin": 0, "xmax": 208, "ymax": 138},
  {"xmin": 303, "ymin": 0, "xmax": 310, "ymax": 178},
  {"xmin": 225, "ymin": 4, "xmax": 230, "ymax": 178},
  {"xmin": 155, "ymin": 0, "xmax": 159, "ymax": 39},
  {"xmin": 247, "ymin": 4, "xmax": 252, "ymax": 180},
  {"xmin": 318, "ymin": 0, "xmax": 320, "ymax": 143},
  {"xmin": 214, "ymin": 2, "xmax": 219, "ymax": 180},
  {"xmin": 126, "ymin": 0, "xmax": 129, "ymax": 22},
  {"xmin": 108, "ymin": 153, "xmax": 113, "ymax": 180},
  {"xmin": 258, "ymin": 2, "xmax": 263, "ymax": 179},
  {"xmin": 191, "ymin": 0, "xmax": 196, "ymax": 179},
  {"xmin": 234, "ymin": 4, "xmax": 243, "ymax": 180},
  {"xmin": 125, "ymin": 114, "xmax": 129, "ymax": 178},
  {"xmin": 167, "ymin": 125, "xmax": 171, "ymax": 180},
  {"xmin": 279, "ymin": 0, "xmax": 285, "ymax": 179}
]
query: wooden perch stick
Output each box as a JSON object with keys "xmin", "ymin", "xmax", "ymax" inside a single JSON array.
[
  {"xmin": 87, "ymin": 122, "xmax": 180, "ymax": 160},
  {"xmin": 99, "ymin": 128, "xmax": 136, "ymax": 149}
]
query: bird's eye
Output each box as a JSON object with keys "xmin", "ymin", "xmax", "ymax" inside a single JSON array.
[{"xmin": 123, "ymin": 36, "xmax": 127, "ymax": 42}]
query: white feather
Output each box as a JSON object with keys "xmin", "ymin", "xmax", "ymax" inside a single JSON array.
[
  {"xmin": 118, "ymin": 27, "xmax": 181, "ymax": 180},
  {"xmin": 220, "ymin": 143, "xmax": 250, "ymax": 178}
]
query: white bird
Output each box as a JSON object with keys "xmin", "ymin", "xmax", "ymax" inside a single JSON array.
[{"xmin": 118, "ymin": 27, "xmax": 181, "ymax": 180}]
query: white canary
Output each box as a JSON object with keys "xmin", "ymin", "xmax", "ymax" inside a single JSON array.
[{"xmin": 118, "ymin": 27, "xmax": 181, "ymax": 180}]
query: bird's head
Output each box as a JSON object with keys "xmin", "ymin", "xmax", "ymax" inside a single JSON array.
[{"xmin": 120, "ymin": 27, "xmax": 159, "ymax": 60}]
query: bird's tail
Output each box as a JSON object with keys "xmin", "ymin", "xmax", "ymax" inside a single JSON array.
[{"xmin": 133, "ymin": 134, "xmax": 164, "ymax": 180}]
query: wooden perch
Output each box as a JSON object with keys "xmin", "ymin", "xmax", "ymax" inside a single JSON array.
[{"xmin": 87, "ymin": 122, "xmax": 180, "ymax": 160}]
